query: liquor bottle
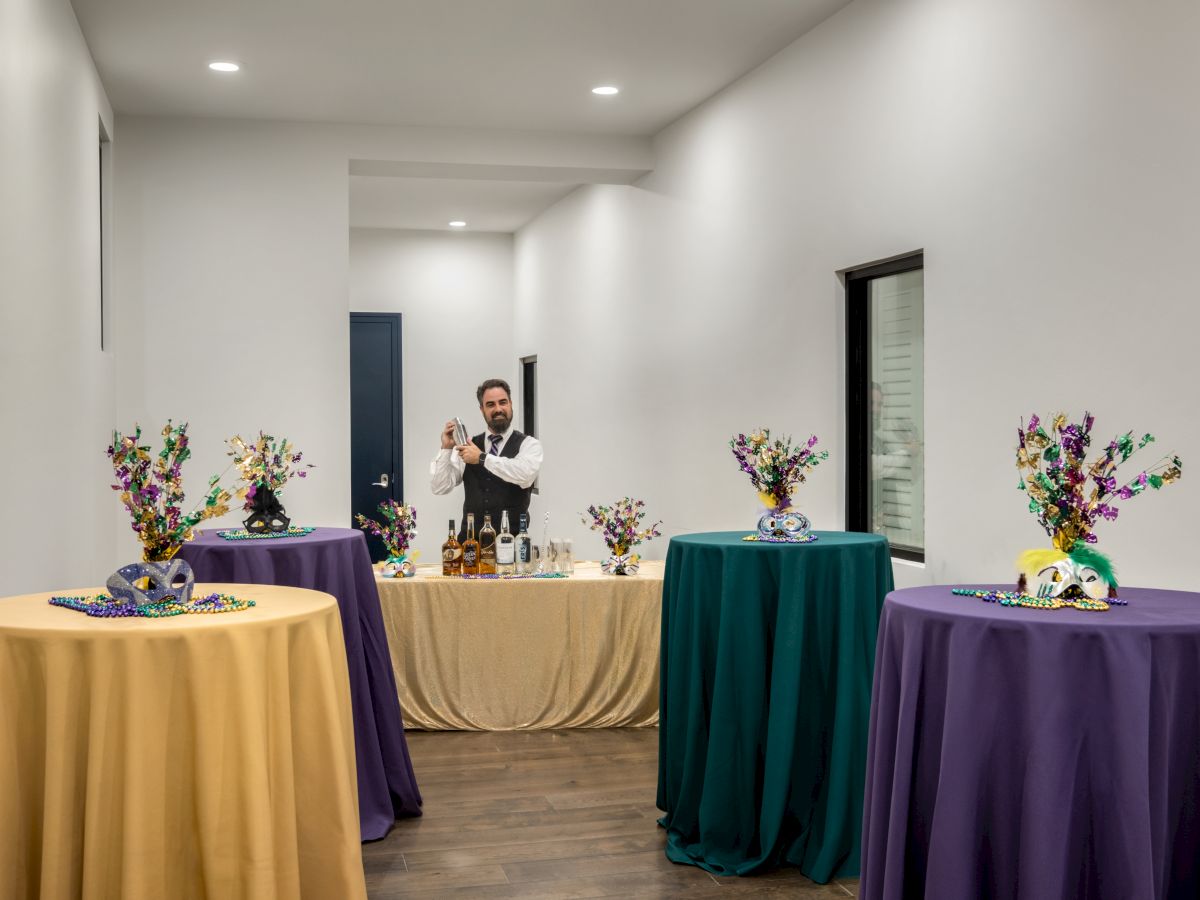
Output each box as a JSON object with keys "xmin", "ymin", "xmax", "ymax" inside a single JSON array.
[
  {"xmin": 442, "ymin": 518, "xmax": 462, "ymax": 576},
  {"xmin": 478, "ymin": 513, "xmax": 497, "ymax": 575},
  {"xmin": 516, "ymin": 513, "xmax": 532, "ymax": 575},
  {"xmin": 496, "ymin": 511, "xmax": 515, "ymax": 575},
  {"xmin": 461, "ymin": 513, "xmax": 479, "ymax": 576}
]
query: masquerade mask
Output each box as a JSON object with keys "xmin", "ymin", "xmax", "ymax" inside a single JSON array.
[
  {"xmin": 106, "ymin": 558, "xmax": 196, "ymax": 607},
  {"xmin": 1017, "ymin": 548, "xmax": 1116, "ymax": 601}
]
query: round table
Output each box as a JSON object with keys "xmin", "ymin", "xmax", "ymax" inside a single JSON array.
[
  {"xmin": 179, "ymin": 527, "xmax": 421, "ymax": 839},
  {"xmin": 657, "ymin": 530, "xmax": 894, "ymax": 882},
  {"xmin": 861, "ymin": 585, "xmax": 1200, "ymax": 900},
  {"xmin": 377, "ymin": 560, "xmax": 664, "ymax": 730},
  {"xmin": 0, "ymin": 583, "xmax": 367, "ymax": 900}
]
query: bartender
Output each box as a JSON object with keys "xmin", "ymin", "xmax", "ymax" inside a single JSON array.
[{"xmin": 430, "ymin": 378, "xmax": 543, "ymax": 541}]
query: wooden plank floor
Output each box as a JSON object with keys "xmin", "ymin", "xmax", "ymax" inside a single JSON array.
[{"xmin": 364, "ymin": 728, "xmax": 860, "ymax": 898}]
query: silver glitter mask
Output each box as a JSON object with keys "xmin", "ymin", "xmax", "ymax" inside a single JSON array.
[{"xmin": 106, "ymin": 558, "xmax": 196, "ymax": 606}]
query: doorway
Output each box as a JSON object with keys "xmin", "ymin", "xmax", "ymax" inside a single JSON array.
[{"xmin": 350, "ymin": 312, "xmax": 403, "ymax": 561}]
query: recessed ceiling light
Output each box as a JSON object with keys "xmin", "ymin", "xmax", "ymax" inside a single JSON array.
[
  {"xmin": 208, "ymin": 61, "xmax": 240, "ymax": 73},
  {"xmin": 591, "ymin": 85, "xmax": 619, "ymax": 96},
  {"xmin": 448, "ymin": 221, "xmax": 467, "ymax": 228}
]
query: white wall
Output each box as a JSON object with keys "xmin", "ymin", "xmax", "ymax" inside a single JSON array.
[
  {"xmin": 515, "ymin": 0, "xmax": 1200, "ymax": 589},
  {"xmin": 111, "ymin": 119, "xmax": 352, "ymax": 558},
  {"xmin": 70, "ymin": 0, "xmax": 1200, "ymax": 590},
  {"xmin": 349, "ymin": 227, "xmax": 517, "ymax": 563},
  {"xmin": 110, "ymin": 119, "xmax": 644, "ymax": 561},
  {"xmin": 0, "ymin": 0, "xmax": 115, "ymax": 594}
]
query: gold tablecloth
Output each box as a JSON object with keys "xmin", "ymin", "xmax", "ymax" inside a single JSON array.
[
  {"xmin": 0, "ymin": 583, "xmax": 367, "ymax": 900},
  {"xmin": 376, "ymin": 560, "xmax": 663, "ymax": 730}
]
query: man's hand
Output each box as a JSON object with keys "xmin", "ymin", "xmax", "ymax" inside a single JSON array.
[
  {"xmin": 457, "ymin": 443, "xmax": 483, "ymax": 466},
  {"xmin": 441, "ymin": 420, "xmax": 457, "ymax": 450}
]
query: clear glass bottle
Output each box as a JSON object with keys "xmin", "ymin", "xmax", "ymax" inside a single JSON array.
[
  {"xmin": 442, "ymin": 519, "xmax": 462, "ymax": 576},
  {"xmin": 516, "ymin": 513, "xmax": 532, "ymax": 575},
  {"xmin": 478, "ymin": 513, "xmax": 497, "ymax": 575},
  {"xmin": 461, "ymin": 513, "xmax": 479, "ymax": 576},
  {"xmin": 496, "ymin": 511, "xmax": 515, "ymax": 575}
]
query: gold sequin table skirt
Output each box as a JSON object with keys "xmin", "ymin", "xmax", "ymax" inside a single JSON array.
[
  {"xmin": 0, "ymin": 583, "xmax": 366, "ymax": 900},
  {"xmin": 376, "ymin": 560, "xmax": 663, "ymax": 730}
]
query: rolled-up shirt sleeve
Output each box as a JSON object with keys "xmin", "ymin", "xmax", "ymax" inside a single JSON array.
[
  {"xmin": 430, "ymin": 448, "xmax": 464, "ymax": 494},
  {"xmin": 482, "ymin": 435, "xmax": 543, "ymax": 489}
]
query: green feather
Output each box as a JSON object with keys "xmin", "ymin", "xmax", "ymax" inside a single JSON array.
[{"xmin": 1068, "ymin": 545, "xmax": 1118, "ymax": 588}]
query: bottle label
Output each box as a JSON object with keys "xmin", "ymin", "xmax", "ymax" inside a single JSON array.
[
  {"xmin": 463, "ymin": 547, "xmax": 477, "ymax": 566},
  {"xmin": 497, "ymin": 542, "xmax": 515, "ymax": 565},
  {"xmin": 443, "ymin": 548, "xmax": 461, "ymax": 562},
  {"xmin": 518, "ymin": 540, "xmax": 531, "ymax": 563}
]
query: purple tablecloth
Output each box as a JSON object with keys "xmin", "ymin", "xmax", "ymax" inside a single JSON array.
[
  {"xmin": 862, "ymin": 585, "xmax": 1200, "ymax": 900},
  {"xmin": 179, "ymin": 527, "xmax": 422, "ymax": 840}
]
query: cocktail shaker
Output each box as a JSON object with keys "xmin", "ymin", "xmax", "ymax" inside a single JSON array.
[{"xmin": 452, "ymin": 417, "xmax": 469, "ymax": 446}]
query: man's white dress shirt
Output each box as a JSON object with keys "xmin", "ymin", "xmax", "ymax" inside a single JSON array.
[{"xmin": 430, "ymin": 426, "xmax": 543, "ymax": 494}]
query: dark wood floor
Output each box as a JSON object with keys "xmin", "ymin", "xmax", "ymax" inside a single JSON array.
[{"xmin": 364, "ymin": 728, "xmax": 860, "ymax": 898}]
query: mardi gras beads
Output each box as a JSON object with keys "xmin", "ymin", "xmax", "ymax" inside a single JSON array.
[
  {"xmin": 188, "ymin": 592, "xmax": 256, "ymax": 613},
  {"xmin": 50, "ymin": 592, "xmax": 255, "ymax": 617},
  {"xmin": 454, "ymin": 572, "xmax": 568, "ymax": 580},
  {"xmin": 742, "ymin": 534, "xmax": 818, "ymax": 543},
  {"xmin": 216, "ymin": 527, "xmax": 314, "ymax": 541},
  {"xmin": 951, "ymin": 588, "xmax": 1113, "ymax": 612}
]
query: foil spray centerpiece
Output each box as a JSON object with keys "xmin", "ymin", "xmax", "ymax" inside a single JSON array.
[
  {"xmin": 102, "ymin": 422, "xmax": 238, "ymax": 612},
  {"xmin": 1006, "ymin": 412, "xmax": 1182, "ymax": 610},
  {"xmin": 357, "ymin": 500, "xmax": 419, "ymax": 577},
  {"xmin": 730, "ymin": 428, "xmax": 828, "ymax": 542},
  {"xmin": 226, "ymin": 432, "xmax": 313, "ymax": 533},
  {"xmin": 581, "ymin": 498, "xmax": 662, "ymax": 575}
]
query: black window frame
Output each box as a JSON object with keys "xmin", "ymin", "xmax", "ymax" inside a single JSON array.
[
  {"xmin": 521, "ymin": 355, "xmax": 537, "ymax": 438},
  {"xmin": 99, "ymin": 118, "xmax": 111, "ymax": 350},
  {"xmin": 845, "ymin": 251, "xmax": 925, "ymax": 563},
  {"xmin": 521, "ymin": 355, "xmax": 538, "ymax": 493}
]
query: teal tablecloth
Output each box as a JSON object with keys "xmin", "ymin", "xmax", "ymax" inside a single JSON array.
[{"xmin": 657, "ymin": 530, "xmax": 893, "ymax": 881}]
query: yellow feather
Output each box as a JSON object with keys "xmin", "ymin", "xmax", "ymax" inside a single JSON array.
[{"xmin": 1016, "ymin": 548, "xmax": 1067, "ymax": 576}]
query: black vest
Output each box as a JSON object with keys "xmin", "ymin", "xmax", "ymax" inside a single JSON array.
[{"xmin": 459, "ymin": 431, "xmax": 532, "ymax": 542}]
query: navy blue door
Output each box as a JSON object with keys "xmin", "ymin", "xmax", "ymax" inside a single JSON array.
[{"xmin": 350, "ymin": 313, "xmax": 402, "ymax": 561}]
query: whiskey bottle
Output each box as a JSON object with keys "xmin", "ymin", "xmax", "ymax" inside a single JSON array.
[
  {"xmin": 516, "ymin": 513, "xmax": 532, "ymax": 575},
  {"xmin": 461, "ymin": 513, "xmax": 480, "ymax": 575},
  {"xmin": 478, "ymin": 513, "xmax": 497, "ymax": 574},
  {"xmin": 496, "ymin": 511, "xmax": 515, "ymax": 575},
  {"xmin": 442, "ymin": 518, "xmax": 462, "ymax": 576}
]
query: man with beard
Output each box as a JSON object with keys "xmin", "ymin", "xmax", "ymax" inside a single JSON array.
[{"xmin": 431, "ymin": 378, "xmax": 543, "ymax": 542}]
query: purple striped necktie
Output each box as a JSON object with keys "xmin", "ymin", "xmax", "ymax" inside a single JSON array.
[{"xmin": 488, "ymin": 434, "xmax": 501, "ymax": 456}]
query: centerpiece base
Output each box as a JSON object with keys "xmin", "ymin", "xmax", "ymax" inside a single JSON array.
[
  {"xmin": 107, "ymin": 557, "xmax": 196, "ymax": 606},
  {"xmin": 602, "ymin": 553, "xmax": 640, "ymax": 575},
  {"xmin": 244, "ymin": 486, "xmax": 290, "ymax": 533},
  {"xmin": 380, "ymin": 555, "xmax": 417, "ymax": 578},
  {"xmin": 754, "ymin": 508, "xmax": 812, "ymax": 542}
]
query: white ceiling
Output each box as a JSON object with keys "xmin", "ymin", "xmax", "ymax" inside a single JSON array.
[{"xmin": 70, "ymin": 0, "xmax": 851, "ymax": 231}]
